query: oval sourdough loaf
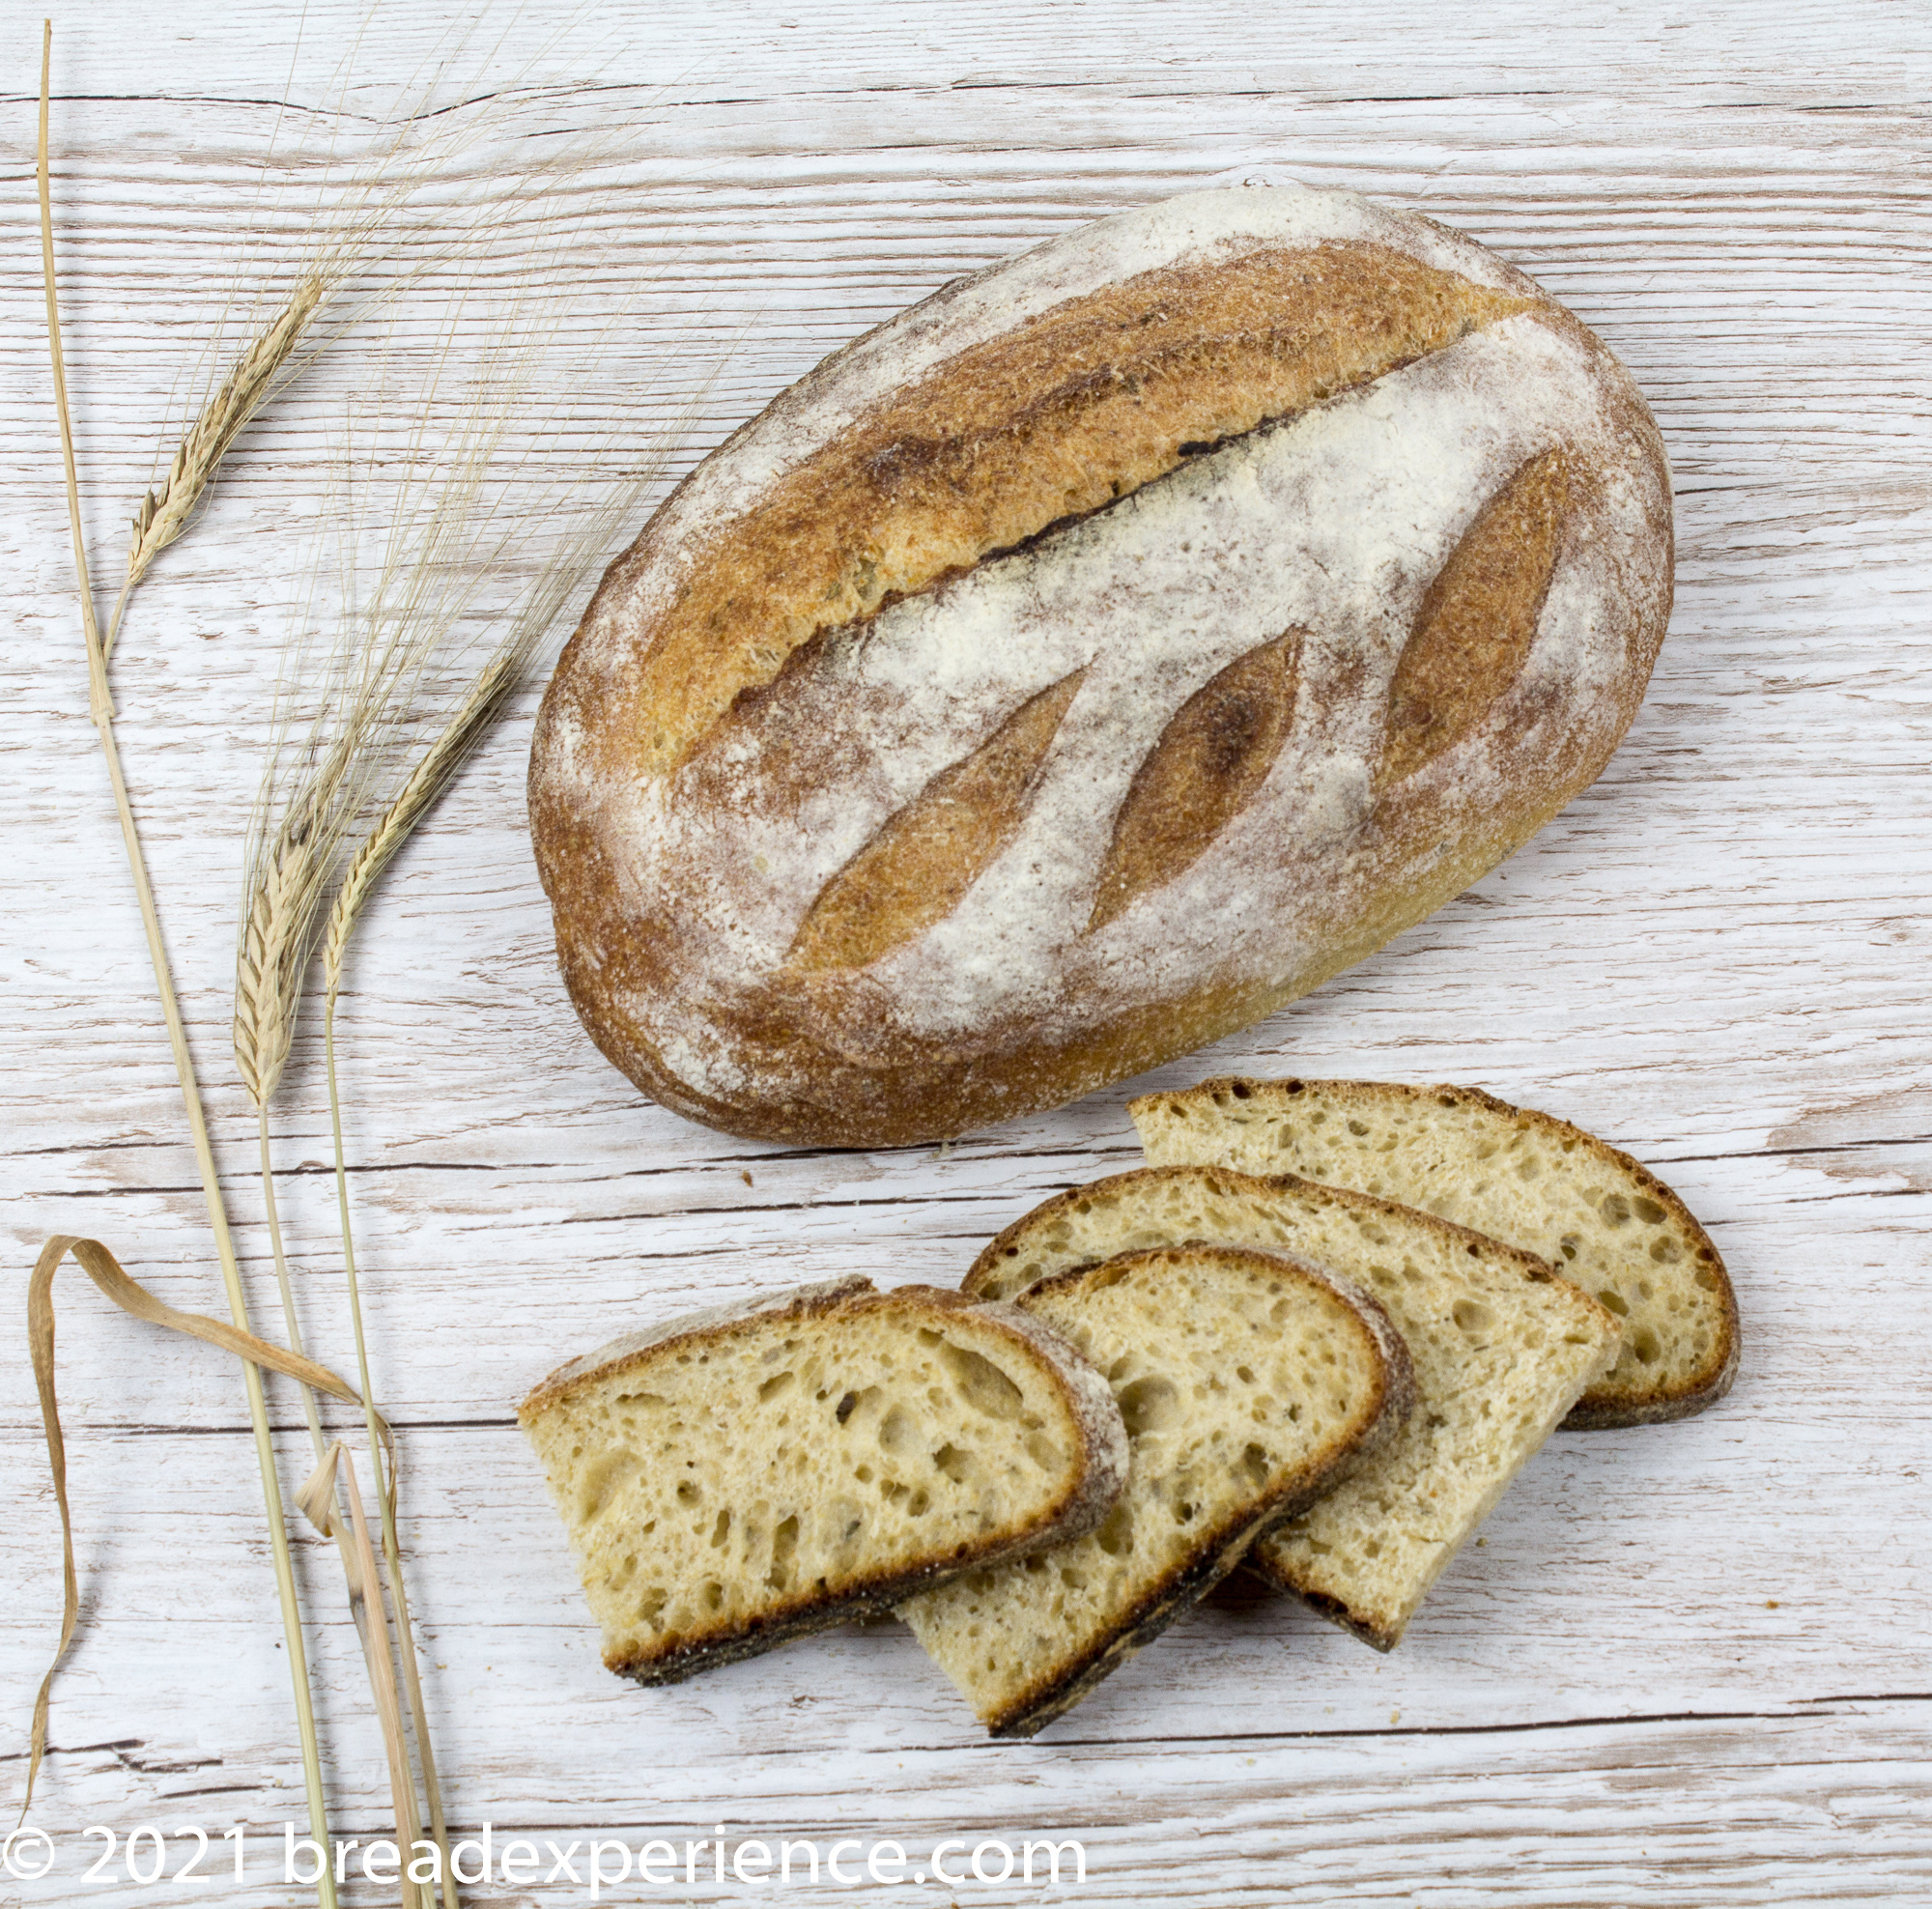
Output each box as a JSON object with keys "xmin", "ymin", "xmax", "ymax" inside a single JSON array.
[{"xmin": 531, "ymin": 183, "xmax": 1674, "ymax": 1147}]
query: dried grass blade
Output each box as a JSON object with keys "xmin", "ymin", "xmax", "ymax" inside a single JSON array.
[
  {"xmin": 297, "ymin": 1446, "xmax": 429, "ymax": 1909},
  {"xmin": 19, "ymin": 1235, "xmax": 382, "ymax": 1827}
]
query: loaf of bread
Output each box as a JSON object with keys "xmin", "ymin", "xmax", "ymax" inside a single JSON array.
[
  {"xmin": 530, "ymin": 182, "xmax": 1673, "ymax": 1147},
  {"xmin": 901, "ymin": 1243, "xmax": 1412, "ymax": 1735},
  {"xmin": 1130, "ymin": 1076, "xmax": 1739, "ymax": 1428},
  {"xmin": 963, "ymin": 1166, "xmax": 1620, "ymax": 1649},
  {"xmin": 518, "ymin": 1276, "xmax": 1127, "ymax": 1683}
]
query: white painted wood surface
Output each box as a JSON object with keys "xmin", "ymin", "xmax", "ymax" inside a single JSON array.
[{"xmin": 4, "ymin": 2, "xmax": 1930, "ymax": 1902}]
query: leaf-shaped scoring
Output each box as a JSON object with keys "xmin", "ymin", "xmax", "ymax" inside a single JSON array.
[
  {"xmin": 789, "ymin": 668, "xmax": 1087, "ymax": 973},
  {"xmin": 1377, "ymin": 445, "xmax": 1581, "ymax": 789},
  {"xmin": 1086, "ymin": 630, "xmax": 1303, "ymax": 934}
]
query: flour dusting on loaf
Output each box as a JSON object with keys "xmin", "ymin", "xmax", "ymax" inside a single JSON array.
[{"xmin": 531, "ymin": 183, "xmax": 1673, "ymax": 1146}]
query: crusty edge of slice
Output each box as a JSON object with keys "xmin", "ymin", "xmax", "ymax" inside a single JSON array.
[
  {"xmin": 1242, "ymin": 1308, "xmax": 1618, "ymax": 1651},
  {"xmin": 963, "ymin": 1162, "xmax": 1577, "ymax": 1308},
  {"xmin": 974, "ymin": 1245, "xmax": 1418, "ymax": 1738},
  {"xmin": 1127, "ymin": 1075, "xmax": 1741, "ymax": 1428},
  {"xmin": 519, "ymin": 1278, "xmax": 1130, "ymax": 1686},
  {"xmin": 518, "ymin": 1272, "xmax": 877, "ymax": 1416},
  {"xmin": 962, "ymin": 1166, "xmax": 1618, "ymax": 1653}
]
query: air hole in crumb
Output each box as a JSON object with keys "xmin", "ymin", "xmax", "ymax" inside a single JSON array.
[
  {"xmin": 1633, "ymin": 1197, "xmax": 1667, "ymax": 1224},
  {"xmin": 1596, "ymin": 1288, "xmax": 1630, "ymax": 1317},
  {"xmin": 943, "ymin": 1343, "xmax": 1025, "ymax": 1420},
  {"xmin": 1024, "ymin": 1430, "xmax": 1065, "ymax": 1471},
  {"xmin": 675, "ymin": 1479, "xmax": 699, "ymax": 1507},
  {"xmin": 1119, "ymin": 1375, "xmax": 1180, "ymax": 1437},
  {"xmin": 709, "ymin": 1510, "xmax": 730, "ymax": 1549},
  {"xmin": 1558, "ymin": 1235, "xmax": 1581, "ymax": 1262},
  {"xmin": 1240, "ymin": 1442, "xmax": 1272, "ymax": 1487},
  {"xmin": 1632, "ymin": 1328, "xmax": 1662, "ymax": 1365},
  {"xmin": 1651, "ymin": 1238, "xmax": 1682, "ymax": 1264},
  {"xmin": 1600, "ymin": 1193, "xmax": 1633, "ymax": 1226},
  {"xmin": 575, "ymin": 1450, "xmax": 639, "ymax": 1524},
  {"xmin": 1095, "ymin": 1503, "xmax": 1134, "ymax": 1556},
  {"xmin": 766, "ymin": 1516, "xmax": 798, "ymax": 1590},
  {"xmin": 932, "ymin": 1443, "xmax": 972, "ymax": 1484},
  {"xmin": 1453, "ymin": 1299, "xmax": 1493, "ymax": 1334},
  {"xmin": 877, "ymin": 1406, "xmax": 918, "ymax": 1454},
  {"xmin": 758, "ymin": 1371, "xmax": 795, "ymax": 1403}
]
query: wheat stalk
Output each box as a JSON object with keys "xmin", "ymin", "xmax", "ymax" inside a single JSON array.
[{"xmin": 33, "ymin": 30, "xmax": 340, "ymax": 1898}]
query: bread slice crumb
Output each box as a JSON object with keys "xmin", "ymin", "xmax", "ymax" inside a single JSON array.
[
  {"xmin": 520, "ymin": 1276, "xmax": 1127, "ymax": 1683},
  {"xmin": 964, "ymin": 1166, "xmax": 1618, "ymax": 1649},
  {"xmin": 1131, "ymin": 1076, "xmax": 1738, "ymax": 1427},
  {"xmin": 903, "ymin": 1244, "xmax": 1412, "ymax": 1735}
]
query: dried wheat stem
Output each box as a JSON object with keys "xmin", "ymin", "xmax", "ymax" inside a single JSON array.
[
  {"xmin": 37, "ymin": 30, "xmax": 337, "ymax": 1899},
  {"xmin": 38, "ymin": 22, "xmax": 109, "ymax": 727},
  {"xmin": 258, "ymin": 1099, "xmax": 440, "ymax": 1908},
  {"xmin": 260, "ymin": 1119, "xmax": 433, "ymax": 1909},
  {"xmin": 323, "ymin": 1005, "xmax": 459, "ymax": 1909},
  {"xmin": 258, "ymin": 1110, "xmax": 328, "ymax": 1457},
  {"xmin": 107, "ymin": 273, "xmax": 325, "ymax": 656}
]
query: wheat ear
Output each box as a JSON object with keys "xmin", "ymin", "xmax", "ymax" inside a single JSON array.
[
  {"xmin": 236, "ymin": 730, "xmax": 357, "ymax": 1107},
  {"xmin": 36, "ymin": 31, "xmax": 338, "ymax": 1898},
  {"xmin": 322, "ymin": 655, "xmax": 521, "ymax": 996},
  {"xmin": 108, "ymin": 274, "xmax": 324, "ymax": 654}
]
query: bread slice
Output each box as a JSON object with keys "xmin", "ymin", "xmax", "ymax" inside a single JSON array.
[
  {"xmin": 519, "ymin": 1276, "xmax": 1128, "ymax": 1684},
  {"xmin": 1130, "ymin": 1077, "xmax": 1738, "ymax": 1428},
  {"xmin": 901, "ymin": 1243, "xmax": 1414, "ymax": 1736},
  {"xmin": 963, "ymin": 1167, "xmax": 1618, "ymax": 1649}
]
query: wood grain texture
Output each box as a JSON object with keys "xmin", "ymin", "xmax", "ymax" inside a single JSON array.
[{"xmin": 4, "ymin": 1, "xmax": 1930, "ymax": 1901}]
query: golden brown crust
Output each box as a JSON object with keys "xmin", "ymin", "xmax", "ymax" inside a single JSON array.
[
  {"xmin": 539, "ymin": 242, "xmax": 1533, "ymax": 789},
  {"xmin": 961, "ymin": 1159, "xmax": 1580, "ymax": 1304}
]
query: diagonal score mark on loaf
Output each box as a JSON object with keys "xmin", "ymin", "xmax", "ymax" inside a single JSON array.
[
  {"xmin": 643, "ymin": 245, "xmax": 1539, "ymax": 778},
  {"xmin": 1087, "ymin": 629, "xmax": 1305, "ymax": 934},
  {"xmin": 1376, "ymin": 446, "xmax": 1587, "ymax": 789},
  {"xmin": 790, "ymin": 668, "xmax": 1087, "ymax": 972}
]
